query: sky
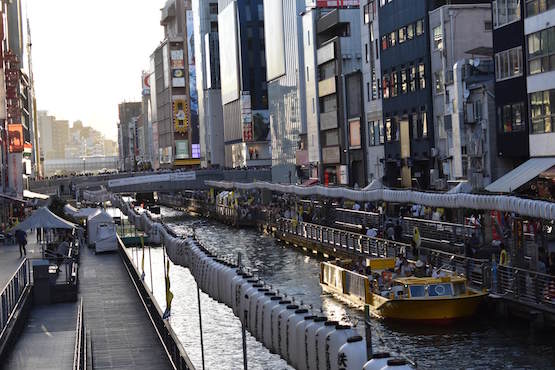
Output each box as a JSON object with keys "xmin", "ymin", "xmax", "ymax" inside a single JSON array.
[{"xmin": 27, "ymin": 0, "xmax": 166, "ymax": 140}]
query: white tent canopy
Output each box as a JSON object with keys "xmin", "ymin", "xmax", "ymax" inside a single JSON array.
[
  {"xmin": 64, "ymin": 204, "xmax": 98, "ymax": 219},
  {"xmin": 13, "ymin": 207, "xmax": 78, "ymax": 231}
]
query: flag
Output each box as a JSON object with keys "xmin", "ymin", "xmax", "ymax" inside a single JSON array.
[
  {"xmin": 140, "ymin": 237, "xmax": 146, "ymax": 281},
  {"xmin": 162, "ymin": 260, "xmax": 174, "ymax": 319}
]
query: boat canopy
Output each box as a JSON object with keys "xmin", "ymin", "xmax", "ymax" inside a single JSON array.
[{"xmin": 205, "ymin": 180, "xmax": 555, "ymax": 220}]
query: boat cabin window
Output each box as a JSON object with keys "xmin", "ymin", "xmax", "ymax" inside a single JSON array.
[
  {"xmin": 453, "ymin": 282, "xmax": 466, "ymax": 296},
  {"xmin": 409, "ymin": 285, "xmax": 426, "ymax": 297},
  {"xmin": 428, "ymin": 283, "xmax": 453, "ymax": 297}
]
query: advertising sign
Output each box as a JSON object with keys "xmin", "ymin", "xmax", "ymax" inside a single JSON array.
[
  {"xmin": 252, "ymin": 110, "xmax": 271, "ymax": 142},
  {"xmin": 349, "ymin": 118, "xmax": 361, "ymax": 148},
  {"xmin": 8, "ymin": 124, "xmax": 24, "ymax": 153},
  {"xmin": 219, "ymin": 2, "xmax": 240, "ymax": 104},
  {"xmin": 241, "ymin": 92, "xmax": 253, "ymax": 141},
  {"xmin": 171, "ymin": 50, "xmax": 184, "ymax": 69},
  {"xmin": 186, "ymin": 10, "xmax": 199, "ymax": 137},
  {"xmin": 173, "ymin": 99, "xmax": 188, "ymax": 133},
  {"xmin": 175, "ymin": 140, "xmax": 190, "ymax": 160},
  {"xmin": 339, "ymin": 165, "xmax": 349, "ymax": 185},
  {"xmin": 142, "ymin": 72, "xmax": 151, "ymax": 96},
  {"xmin": 316, "ymin": 0, "xmax": 359, "ymax": 7}
]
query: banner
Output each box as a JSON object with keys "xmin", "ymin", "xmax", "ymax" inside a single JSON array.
[
  {"xmin": 8, "ymin": 124, "xmax": 24, "ymax": 153},
  {"xmin": 173, "ymin": 99, "xmax": 188, "ymax": 133}
]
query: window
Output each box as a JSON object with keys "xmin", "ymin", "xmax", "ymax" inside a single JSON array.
[
  {"xmin": 527, "ymin": 27, "xmax": 555, "ymax": 75},
  {"xmin": 498, "ymin": 102, "xmax": 525, "ymax": 132},
  {"xmin": 416, "ymin": 19, "xmax": 424, "ymax": 36},
  {"xmin": 495, "ymin": 46, "xmax": 523, "ymax": 80},
  {"xmin": 391, "ymin": 71, "xmax": 398, "ymax": 97},
  {"xmin": 409, "ymin": 65, "xmax": 416, "ymax": 92},
  {"xmin": 407, "ymin": 23, "xmax": 414, "ymax": 40},
  {"xmin": 422, "ymin": 110, "xmax": 428, "ymax": 138},
  {"xmin": 385, "ymin": 117, "xmax": 392, "ymax": 141},
  {"xmin": 389, "ymin": 31, "xmax": 396, "ymax": 47},
  {"xmin": 526, "ymin": 0, "xmax": 555, "ymax": 17},
  {"xmin": 493, "ymin": 0, "xmax": 521, "ymax": 28},
  {"xmin": 412, "ymin": 112, "xmax": 419, "ymax": 139},
  {"xmin": 306, "ymin": 66, "xmax": 309, "ymax": 81},
  {"xmin": 210, "ymin": 21, "xmax": 218, "ymax": 32},
  {"xmin": 484, "ymin": 20, "xmax": 493, "ymax": 31},
  {"xmin": 382, "ymin": 74, "xmax": 390, "ymax": 99},
  {"xmin": 409, "ymin": 285, "xmax": 426, "ymax": 297},
  {"xmin": 530, "ymin": 89, "xmax": 555, "ymax": 134},
  {"xmin": 433, "ymin": 26, "xmax": 443, "ymax": 50},
  {"xmin": 365, "ymin": 43, "xmax": 369, "ymax": 63},
  {"xmin": 418, "ymin": 63, "xmax": 426, "ymax": 90},
  {"xmin": 367, "ymin": 82, "xmax": 370, "ymax": 102},
  {"xmin": 364, "ymin": 4, "xmax": 371, "ymax": 24},
  {"xmin": 400, "ymin": 69, "xmax": 407, "ymax": 94},
  {"xmin": 307, "ymin": 30, "xmax": 311, "ymax": 46},
  {"xmin": 434, "ymin": 71, "xmax": 444, "ymax": 93},
  {"xmin": 381, "ymin": 35, "xmax": 388, "ymax": 50},
  {"xmin": 399, "ymin": 27, "xmax": 406, "ymax": 44},
  {"xmin": 209, "ymin": 3, "xmax": 218, "ymax": 14},
  {"xmin": 369, "ymin": 120, "xmax": 382, "ymax": 146},
  {"xmin": 428, "ymin": 284, "xmax": 453, "ymax": 297}
]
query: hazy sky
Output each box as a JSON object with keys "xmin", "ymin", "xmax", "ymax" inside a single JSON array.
[{"xmin": 27, "ymin": 0, "xmax": 166, "ymax": 140}]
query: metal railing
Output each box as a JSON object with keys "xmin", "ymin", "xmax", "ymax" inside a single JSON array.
[
  {"xmin": 72, "ymin": 298, "xmax": 86, "ymax": 370},
  {"xmin": 333, "ymin": 208, "xmax": 382, "ymax": 229},
  {"xmin": 277, "ymin": 218, "xmax": 490, "ymax": 289},
  {"xmin": 402, "ymin": 216, "xmax": 477, "ymax": 246},
  {"xmin": 494, "ymin": 265, "xmax": 555, "ymax": 308},
  {"xmin": 0, "ymin": 259, "xmax": 31, "ymax": 340}
]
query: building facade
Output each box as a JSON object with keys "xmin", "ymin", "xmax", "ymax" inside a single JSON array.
[
  {"xmin": 192, "ymin": 0, "xmax": 224, "ymax": 168},
  {"xmin": 264, "ymin": 0, "xmax": 307, "ymax": 183},
  {"xmin": 117, "ymin": 102, "xmax": 141, "ymax": 171},
  {"xmin": 360, "ymin": 0, "xmax": 384, "ymax": 184},
  {"xmin": 218, "ymin": 0, "xmax": 271, "ymax": 169}
]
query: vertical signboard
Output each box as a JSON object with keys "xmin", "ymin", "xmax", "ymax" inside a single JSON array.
[
  {"xmin": 241, "ymin": 92, "xmax": 253, "ymax": 141},
  {"xmin": 400, "ymin": 118, "xmax": 411, "ymax": 188},
  {"xmin": 171, "ymin": 49, "xmax": 185, "ymax": 87},
  {"xmin": 173, "ymin": 99, "xmax": 188, "ymax": 133},
  {"xmin": 8, "ymin": 124, "xmax": 24, "ymax": 153},
  {"xmin": 186, "ymin": 10, "xmax": 198, "ymax": 139}
]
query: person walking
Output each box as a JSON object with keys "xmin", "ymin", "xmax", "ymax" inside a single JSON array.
[{"xmin": 15, "ymin": 229, "xmax": 27, "ymax": 258}]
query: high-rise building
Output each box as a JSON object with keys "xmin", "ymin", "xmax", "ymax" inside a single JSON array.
[
  {"xmin": 264, "ymin": 0, "xmax": 307, "ymax": 183},
  {"xmin": 192, "ymin": 0, "xmax": 225, "ymax": 168},
  {"xmin": 117, "ymin": 102, "xmax": 141, "ymax": 171},
  {"xmin": 218, "ymin": 0, "xmax": 270, "ymax": 168},
  {"xmin": 360, "ymin": 0, "xmax": 385, "ymax": 184},
  {"xmin": 303, "ymin": 4, "xmax": 364, "ymax": 186},
  {"xmin": 37, "ymin": 111, "xmax": 54, "ymax": 160},
  {"xmin": 52, "ymin": 120, "xmax": 69, "ymax": 159},
  {"xmin": 428, "ymin": 2, "xmax": 509, "ymax": 190},
  {"xmin": 151, "ymin": 0, "xmax": 201, "ymax": 169}
]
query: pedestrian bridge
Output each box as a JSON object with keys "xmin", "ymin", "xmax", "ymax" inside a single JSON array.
[{"xmin": 29, "ymin": 169, "xmax": 271, "ymax": 195}]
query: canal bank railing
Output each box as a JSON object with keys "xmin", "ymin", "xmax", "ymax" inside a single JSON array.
[
  {"xmin": 276, "ymin": 218, "xmax": 490, "ymax": 288},
  {"xmin": 0, "ymin": 259, "xmax": 32, "ymax": 359},
  {"xmin": 72, "ymin": 298, "xmax": 87, "ymax": 370},
  {"xmin": 495, "ymin": 265, "xmax": 555, "ymax": 308}
]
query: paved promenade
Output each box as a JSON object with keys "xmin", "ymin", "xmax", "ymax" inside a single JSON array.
[{"xmin": 1, "ymin": 234, "xmax": 172, "ymax": 370}]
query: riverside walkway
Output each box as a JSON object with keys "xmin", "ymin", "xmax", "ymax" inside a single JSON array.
[{"xmin": 0, "ymin": 233, "xmax": 174, "ymax": 370}]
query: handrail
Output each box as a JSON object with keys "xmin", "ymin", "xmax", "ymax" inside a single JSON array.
[
  {"xmin": 335, "ymin": 207, "xmax": 380, "ymax": 217},
  {"xmin": 72, "ymin": 298, "xmax": 85, "ymax": 370},
  {"xmin": 0, "ymin": 259, "xmax": 31, "ymax": 341},
  {"xmin": 401, "ymin": 216, "xmax": 478, "ymax": 230}
]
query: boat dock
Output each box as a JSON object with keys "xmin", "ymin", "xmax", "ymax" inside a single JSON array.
[{"xmin": 0, "ymin": 232, "xmax": 188, "ymax": 370}]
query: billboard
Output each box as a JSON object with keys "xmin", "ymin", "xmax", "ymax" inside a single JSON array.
[
  {"xmin": 219, "ymin": 2, "xmax": 240, "ymax": 104},
  {"xmin": 8, "ymin": 123, "xmax": 24, "ymax": 153},
  {"xmin": 175, "ymin": 140, "xmax": 190, "ymax": 159},
  {"xmin": 173, "ymin": 99, "xmax": 188, "ymax": 133},
  {"xmin": 316, "ymin": 0, "xmax": 360, "ymax": 7},
  {"xmin": 241, "ymin": 92, "xmax": 253, "ymax": 141},
  {"xmin": 171, "ymin": 49, "xmax": 186, "ymax": 87},
  {"xmin": 186, "ymin": 10, "xmax": 199, "ymax": 140},
  {"xmin": 252, "ymin": 110, "xmax": 271, "ymax": 142},
  {"xmin": 263, "ymin": 0, "xmax": 286, "ymax": 81}
]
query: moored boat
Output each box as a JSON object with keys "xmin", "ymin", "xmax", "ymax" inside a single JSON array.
[{"xmin": 320, "ymin": 260, "xmax": 487, "ymax": 322}]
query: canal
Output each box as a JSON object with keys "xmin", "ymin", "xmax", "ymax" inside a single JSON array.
[{"xmin": 130, "ymin": 207, "xmax": 555, "ymax": 370}]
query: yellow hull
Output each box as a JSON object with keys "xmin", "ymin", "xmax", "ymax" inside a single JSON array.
[{"xmin": 371, "ymin": 293, "xmax": 487, "ymax": 322}]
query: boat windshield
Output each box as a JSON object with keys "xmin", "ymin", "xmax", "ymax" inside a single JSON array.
[
  {"xmin": 409, "ymin": 285, "xmax": 426, "ymax": 297},
  {"xmin": 453, "ymin": 281, "xmax": 467, "ymax": 296},
  {"xmin": 428, "ymin": 283, "xmax": 453, "ymax": 297}
]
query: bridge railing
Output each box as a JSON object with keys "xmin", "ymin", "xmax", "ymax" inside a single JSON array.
[
  {"xmin": 0, "ymin": 259, "xmax": 31, "ymax": 344},
  {"xmin": 402, "ymin": 216, "xmax": 477, "ymax": 247}
]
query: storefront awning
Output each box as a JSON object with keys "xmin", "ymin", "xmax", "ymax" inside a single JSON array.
[
  {"xmin": 23, "ymin": 190, "xmax": 50, "ymax": 200},
  {"xmin": 485, "ymin": 157, "xmax": 555, "ymax": 193}
]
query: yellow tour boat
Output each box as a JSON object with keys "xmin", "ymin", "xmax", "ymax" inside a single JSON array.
[{"xmin": 320, "ymin": 259, "xmax": 487, "ymax": 322}]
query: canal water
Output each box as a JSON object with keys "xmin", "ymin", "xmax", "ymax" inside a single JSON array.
[{"xmin": 130, "ymin": 207, "xmax": 555, "ymax": 370}]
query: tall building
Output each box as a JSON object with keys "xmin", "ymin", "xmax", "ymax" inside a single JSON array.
[
  {"xmin": 264, "ymin": 0, "xmax": 307, "ymax": 183},
  {"xmin": 218, "ymin": 0, "xmax": 270, "ymax": 168},
  {"xmin": 117, "ymin": 102, "xmax": 141, "ymax": 171},
  {"xmin": 192, "ymin": 0, "xmax": 225, "ymax": 168},
  {"xmin": 151, "ymin": 0, "xmax": 201, "ymax": 170},
  {"xmin": 360, "ymin": 0, "xmax": 385, "ymax": 184},
  {"xmin": 37, "ymin": 111, "xmax": 54, "ymax": 160},
  {"xmin": 308, "ymin": 5, "xmax": 364, "ymax": 186},
  {"xmin": 428, "ymin": 2, "xmax": 506, "ymax": 189},
  {"xmin": 51, "ymin": 120, "xmax": 69, "ymax": 159}
]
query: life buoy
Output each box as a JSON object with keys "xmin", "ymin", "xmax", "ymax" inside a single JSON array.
[{"xmin": 499, "ymin": 249, "xmax": 508, "ymax": 266}]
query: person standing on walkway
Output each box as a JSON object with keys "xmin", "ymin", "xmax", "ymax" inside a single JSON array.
[{"xmin": 15, "ymin": 229, "xmax": 27, "ymax": 258}]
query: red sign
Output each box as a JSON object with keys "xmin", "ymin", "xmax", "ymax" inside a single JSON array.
[{"xmin": 8, "ymin": 124, "xmax": 24, "ymax": 153}]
